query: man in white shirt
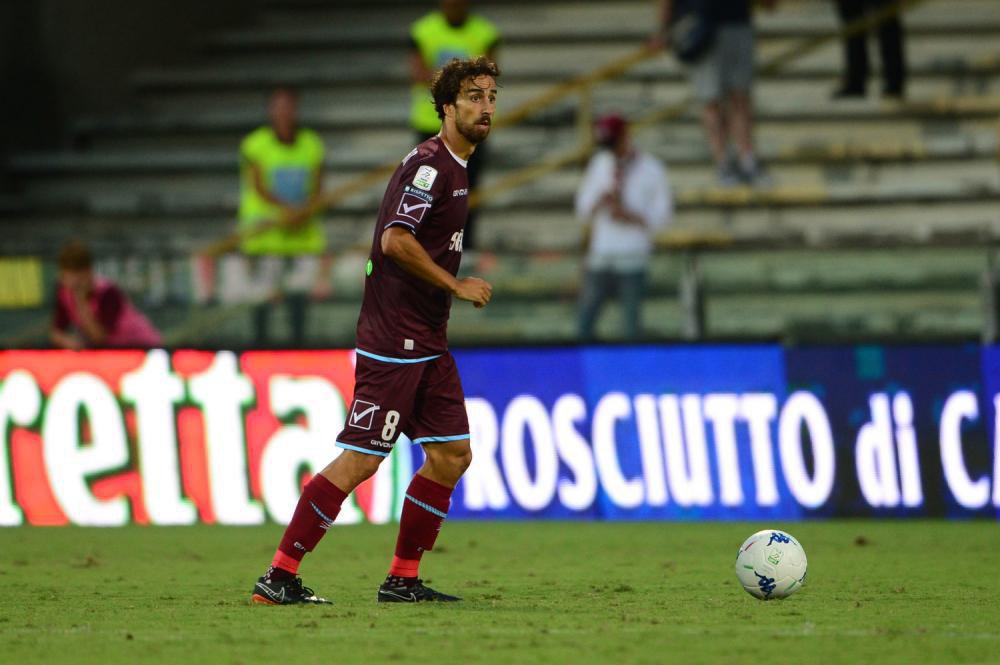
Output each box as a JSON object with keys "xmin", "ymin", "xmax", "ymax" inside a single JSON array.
[{"xmin": 576, "ymin": 114, "xmax": 673, "ymax": 341}]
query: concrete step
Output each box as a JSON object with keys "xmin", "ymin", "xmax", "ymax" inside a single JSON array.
[
  {"xmin": 1, "ymin": 285, "xmax": 983, "ymax": 348},
  {"xmin": 133, "ymin": 61, "xmax": 1000, "ymax": 118},
  {"xmin": 14, "ymin": 129, "xmax": 998, "ymax": 185},
  {"xmin": 234, "ymin": 288, "xmax": 983, "ymax": 346},
  {"xmin": 11, "ymin": 160, "xmax": 999, "ymax": 218},
  {"xmin": 221, "ymin": 0, "xmax": 1000, "ymax": 48},
  {"xmin": 131, "ymin": 43, "xmax": 1000, "ymax": 95},
  {"xmin": 75, "ymin": 110, "xmax": 1000, "ymax": 157},
  {"xmin": 5, "ymin": 186, "xmax": 998, "ymax": 256},
  {"xmin": 12, "ymin": 134, "xmax": 996, "ymax": 181},
  {"xmin": 69, "ymin": 94, "xmax": 1000, "ymax": 147}
]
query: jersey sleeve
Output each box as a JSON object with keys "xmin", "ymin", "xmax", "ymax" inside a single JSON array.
[{"xmin": 383, "ymin": 156, "xmax": 443, "ymax": 235}]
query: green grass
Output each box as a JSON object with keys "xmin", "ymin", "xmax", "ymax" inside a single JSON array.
[{"xmin": 1, "ymin": 521, "xmax": 998, "ymax": 664}]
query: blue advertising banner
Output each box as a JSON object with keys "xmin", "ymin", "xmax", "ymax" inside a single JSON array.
[
  {"xmin": 785, "ymin": 345, "xmax": 989, "ymax": 518},
  {"xmin": 445, "ymin": 345, "xmax": 1000, "ymax": 521}
]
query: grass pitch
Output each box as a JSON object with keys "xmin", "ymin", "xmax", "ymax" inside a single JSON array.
[{"xmin": 2, "ymin": 521, "xmax": 998, "ymax": 664}]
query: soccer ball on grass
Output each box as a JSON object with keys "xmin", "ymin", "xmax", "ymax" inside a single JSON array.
[{"xmin": 734, "ymin": 529, "xmax": 807, "ymax": 600}]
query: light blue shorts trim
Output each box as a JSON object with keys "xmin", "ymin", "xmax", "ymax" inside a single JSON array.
[
  {"xmin": 335, "ymin": 441, "xmax": 390, "ymax": 457},
  {"xmin": 355, "ymin": 348, "xmax": 442, "ymax": 364},
  {"xmin": 405, "ymin": 494, "xmax": 449, "ymax": 519},
  {"xmin": 411, "ymin": 434, "xmax": 470, "ymax": 444}
]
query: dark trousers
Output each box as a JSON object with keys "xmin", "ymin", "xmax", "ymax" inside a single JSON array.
[
  {"xmin": 835, "ymin": 0, "xmax": 906, "ymax": 95},
  {"xmin": 254, "ymin": 293, "xmax": 308, "ymax": 348},
  {"xmin": 577, "ymin": 268, "xmax": 647, "ymax": 342},
  {"xmin": 416, "ymin": 131, "xmax": 487, "ymax": 250}
]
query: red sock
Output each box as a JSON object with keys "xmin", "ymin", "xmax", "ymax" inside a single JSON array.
[
  {"xmin": 272, "ymin": 474, "xmax": 348, "ymax": 574},
  {"xmin": 389, "ymin": 474, "xmax": 453, "ymax": 578}
]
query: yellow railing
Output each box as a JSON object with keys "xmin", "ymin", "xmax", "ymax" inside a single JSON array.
[
  {"xmin": 197, "ymin": 45, "xmax": 661, "ymax": 257},
  {"xmin": 477, "ymin": 0, "xmax": 930, "ymax": 212},
  {"xmin": 199, "ymin": 0, "xmax": 928, "ymax": 258}
]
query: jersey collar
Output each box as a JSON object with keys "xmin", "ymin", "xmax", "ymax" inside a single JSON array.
[{"xmin": 437, "ymin": 134, "xmax": 469, "ymax": 168}]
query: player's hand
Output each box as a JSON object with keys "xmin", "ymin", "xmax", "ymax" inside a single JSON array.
[{"xmin": 453, "ymin": 277, "xmax": 492, "ymax": 308}]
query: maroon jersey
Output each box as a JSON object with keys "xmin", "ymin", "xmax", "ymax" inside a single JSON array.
[{"xmin": 355, "ymin": 136, "xmax": 469, "ymax": 358}]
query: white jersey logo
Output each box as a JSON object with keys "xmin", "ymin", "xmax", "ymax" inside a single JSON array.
[
  {"xmin": 397, "ymin": 193, "xmax": 432, "ymax": 223},
  {"xmin": 348, "ymin": 399, "xmax": 380, "ymax": 430},
  {"xmin": 412, "ymin": 165, "xmax": 438, "ymax": 191}
]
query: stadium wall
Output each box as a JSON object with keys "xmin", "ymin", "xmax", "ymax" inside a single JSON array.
[
  {"xmin": 0, "ymin": 0, "xmax": 257, "ymax": 151},
  {"xmin": 0, "ymin": 346, "xmax": 998, "ymax": 527}
]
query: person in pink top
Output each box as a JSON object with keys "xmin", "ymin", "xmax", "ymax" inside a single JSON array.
[{"xmin": 50, "ymin": 241, "xmax": 162, "ymax": 350}]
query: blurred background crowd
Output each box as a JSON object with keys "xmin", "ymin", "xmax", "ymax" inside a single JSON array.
[{"xmin": 0, "ymin": 0, "xmax": 998, "ymax": 349}]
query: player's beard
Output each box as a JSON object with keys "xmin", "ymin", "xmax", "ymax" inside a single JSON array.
[{"xmin": 456, "ymin": 114, "xmax": 491, "ymax": 145}]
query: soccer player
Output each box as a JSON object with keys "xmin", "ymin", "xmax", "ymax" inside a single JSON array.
[{"xmin": 251, "ymin": 56, "xmax": 498, "ymax": 605}]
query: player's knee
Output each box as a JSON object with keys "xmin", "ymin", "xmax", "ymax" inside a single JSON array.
[
  {"xmin": 426, "ymin": 444, "xmax": 472, "ymax": 482},
  {"xmin": 323, "ymin": 449, "xmax": 384, "ymax": 491},
  {"xmin": 446, "ymin": 446, "xmax": 473, "ymax": 478},
  {"xmin": 458, "ymin": 446, "xmax": 473, "ymax": 472}
]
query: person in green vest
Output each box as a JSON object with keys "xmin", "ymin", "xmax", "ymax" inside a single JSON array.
[
  {"xmin": 410, "ymin": 0, "xmax": 500, "ymax": 253},
  {"xmin": 238, "ymin": 87, "xmax": 331, "ymax": 348}
]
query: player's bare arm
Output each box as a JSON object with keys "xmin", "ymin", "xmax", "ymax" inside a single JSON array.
[{"xmin": 381, "ymin": 226, "xmax": 492, "ymax": 307}]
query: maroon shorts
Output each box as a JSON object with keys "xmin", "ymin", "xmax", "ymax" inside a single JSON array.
[{"xmin": 335, "ymin": 350, "xmax": 470, "ymax": 457}]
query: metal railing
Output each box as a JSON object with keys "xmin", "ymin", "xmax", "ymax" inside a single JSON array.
[{"xmin": 4, "ymin": 233, "xmax": 998, "ymax": 348}]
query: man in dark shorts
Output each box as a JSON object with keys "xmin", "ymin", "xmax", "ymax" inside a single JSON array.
[{"xmin": 251, "ymin": 56, "xmax": 498, "ymax": 605}]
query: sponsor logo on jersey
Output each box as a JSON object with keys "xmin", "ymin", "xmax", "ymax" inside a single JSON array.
[
  {"xmin": 348, "ymin": 399, "xmax": 380, "ymax": 430},
  {"xmin": 397, "ymin": 193, "xmax": 432, "ymax": 223},
  {"xmin": 412, "ymin": 165, "xmax": 438, "ymax": 191},
  {"xmin": 403, "ymin": 185, "xmax": 433, "ymax": 203},
  {"xmin": 453, "ymin": 188, "xmax": 468, "ymax": 197},
  {"xmin": 369, "ymin": 439, "xmax": 394, "ymax": 449}
]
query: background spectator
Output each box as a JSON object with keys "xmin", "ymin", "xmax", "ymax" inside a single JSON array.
[
  {"xmin": 833, "ymin": 0, "xmax": 907, "ymax": 99},
  {"xmin": 576, "ymin": 114, "xmax": 673, "ymax": 342},
  {"xmin": 409, "ymin": 0, "xmax": 500, "ymax": 251},
  {"xmin": 653, "ymin": 0, "xmax": 774, "ymax": 187},
  {"xmin": 50, "ymin": 240, "xmax": 161, "ymax": 349},
  {"xmin": 236, "ymin": 87, "xmax": 331, "ymax": 348}
]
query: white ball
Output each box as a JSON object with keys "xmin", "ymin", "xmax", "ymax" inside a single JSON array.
[{"xmin": 734, "ymin": 529, "xmax": 808, "ymax": 600}]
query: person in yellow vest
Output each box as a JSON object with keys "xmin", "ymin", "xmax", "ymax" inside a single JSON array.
[
  {"xmin": 410, "ymin": 0, "xmax": 500, "ymax": 253},
  {"xmin": 237, "ymin": 87, "xmax": 331, "ymax": 348}
]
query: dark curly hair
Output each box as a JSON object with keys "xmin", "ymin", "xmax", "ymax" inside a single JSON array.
[
  {"xmin": 430, "ymin": 56, "xmax": 501, "ymax": 121},
  {"xmin": 57, "ymin": 240, "xmax": 93, "ymax": 271}
]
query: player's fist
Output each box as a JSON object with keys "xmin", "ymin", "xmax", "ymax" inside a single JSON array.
[{"xmin": 454, "ymin": 277, "xmax": 493, "ymax": 308}]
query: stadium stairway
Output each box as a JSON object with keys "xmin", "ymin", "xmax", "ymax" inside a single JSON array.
[{"xmin": 1, "ymin": 0, "xmax": 999, "ymax": 346}]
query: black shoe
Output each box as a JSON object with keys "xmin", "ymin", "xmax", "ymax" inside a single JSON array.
[
  {"xmin": 251, "ymin": 567, "xmax": 331, "ymax": 605},
  {"xmin": 377, "ymin": 576, "xmax": 461, "ymax": 603}
]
